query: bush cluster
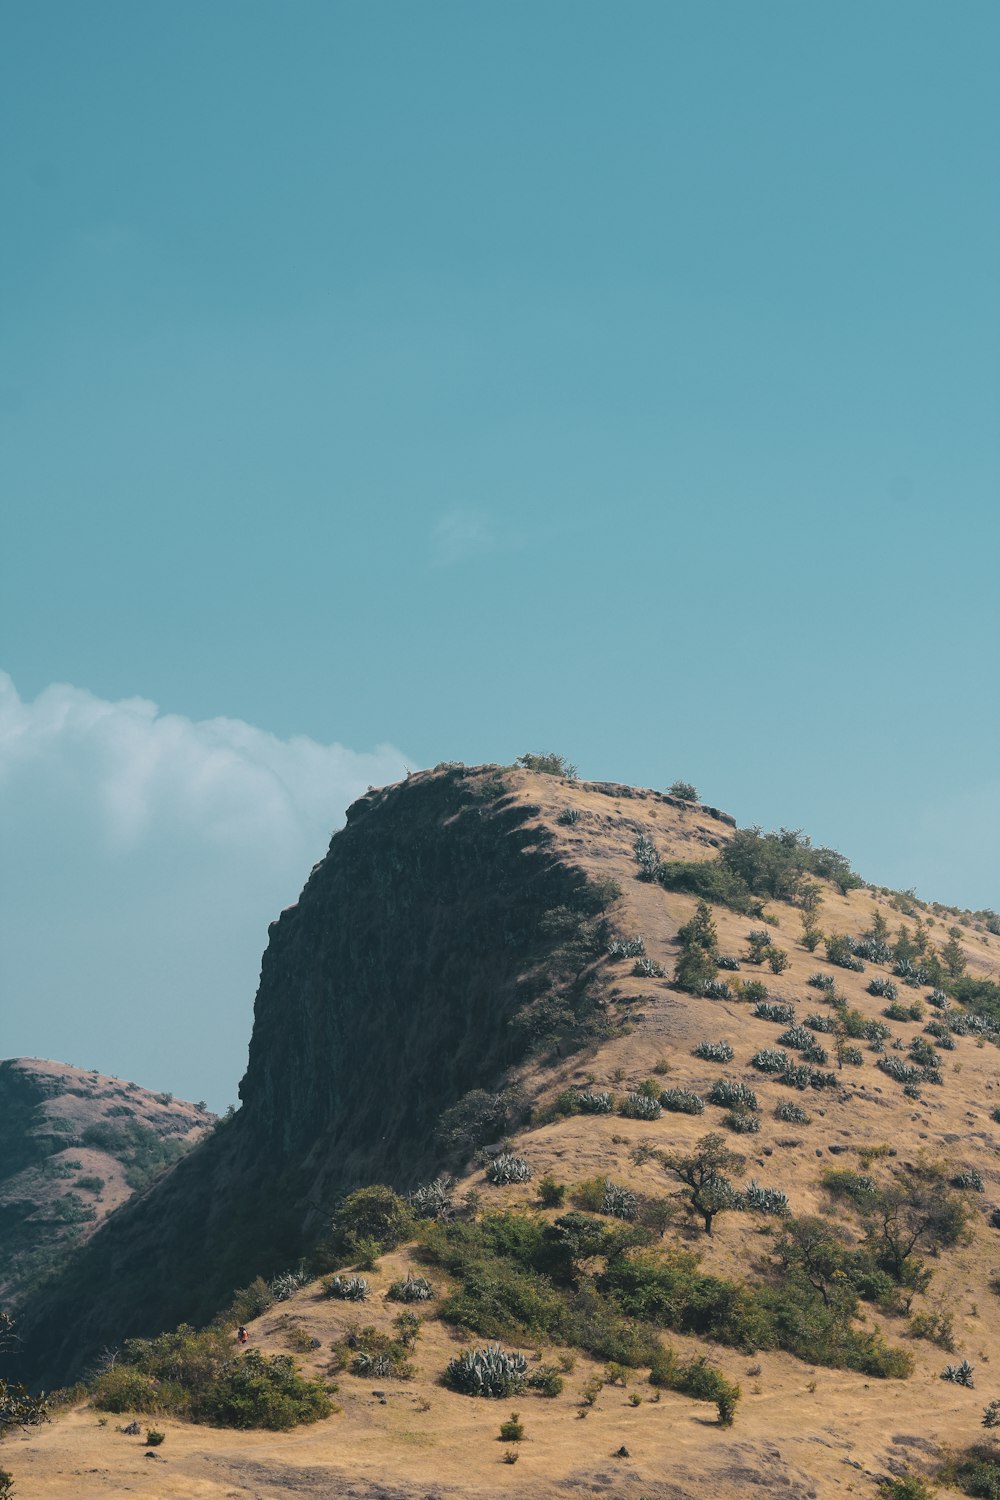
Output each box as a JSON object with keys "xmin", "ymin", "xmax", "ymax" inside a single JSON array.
[{"xmin": 90, "ymin": 1326, "xmax": 331, "ymax": 1430}]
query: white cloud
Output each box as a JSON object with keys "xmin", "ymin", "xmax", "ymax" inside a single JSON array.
[{"xmin": 0, "ymin": 673, "xmax": 410, "ymax": 1108}]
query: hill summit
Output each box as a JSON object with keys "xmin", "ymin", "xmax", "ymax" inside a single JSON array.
[{"xmin": 5, "ymin": 761, "xmax": 1000, "ymax": 1500}]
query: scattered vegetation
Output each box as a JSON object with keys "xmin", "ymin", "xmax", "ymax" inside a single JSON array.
[
  {"xmin": 90, "ymin": 1326, "xmax": 332, "ymax": 1430},
  {"xmin": 515, "ymin": 752, "xmax": 578, "ymax": 778}
]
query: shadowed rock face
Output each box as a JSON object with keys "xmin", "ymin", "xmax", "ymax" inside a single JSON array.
[{"xmin": 10, "ymin": 767, "xmax": 598, "ymax": 1388}]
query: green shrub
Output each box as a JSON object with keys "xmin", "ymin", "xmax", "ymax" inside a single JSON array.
[
  {"xmin": 195, "ymin": 1350, "xmax": 332, "ymax": 1429},
  {"xmin": 668, "ymin": 781, "xmax": 699, "ymax": 802},
  {"xmin": 945, "ymin": 1446, "xmax": 1000, "ymax": 1498},
  {"xmin": 332, "ymin": 1323, "xmax": 415, "ymax": 1380},
  {"xmin": 91, "ymin": 1365, "xmax": 161, "ymax": 1414},
  {"xmin": 526, "ymin": 1366, "xmax": 564, "ymax": 1396},
  {"xmin": 145, "ymin": 1429, "xmax": 165, "ymax": 1446},
  {"xmin": 436, "ymin": 1089, "xmax": 520, "ymax": 1159},
  {"xmin": 724, "ymin": 1111, "xmax": 760, "ymax": 1134},
  {"xmin": 331, "ymin": 1186, "xmax": 413, "ymax": 1256},
  {"xmin": 516, "ymin": 752, "xmax": 577, "ymax": 778},
  {"xmin": 648, "ymin": 1345, "xmax": 741, "ymax": 1425},
  {"xmin": 655, "ymin": 861, "xmax": 760, "ymax": 916},
  {"xmin": 537, "ymin": 1175, "xmax": 567, "ymax": 1208},
  {"xmin": 721, "ymin": 826, "xmax": 862, "ymax": 900},
  {"xmin": 499, "ymin": 1411, "xmax": 524, "ymax": 1440},
  {"xmin": 877, "ymin": 1475, "xmax": 936, "ymax": 1500}
]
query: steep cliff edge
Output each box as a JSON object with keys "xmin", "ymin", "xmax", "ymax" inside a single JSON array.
[{"xmin": 10, "ymin": 765, "xmax": 615, "ymax": 1388}]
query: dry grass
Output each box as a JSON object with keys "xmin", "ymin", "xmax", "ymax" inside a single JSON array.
[{"xmin": 6, "ymin": 770, "xmax": 1000, "ymax": 1498}]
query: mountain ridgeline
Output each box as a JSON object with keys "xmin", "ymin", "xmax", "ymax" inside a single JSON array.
[{"xmin": 10, "ymin": 766, "xmax": 621, "ymax": 1388}]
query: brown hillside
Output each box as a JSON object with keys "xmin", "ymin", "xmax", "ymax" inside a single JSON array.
[{"xmin": 5, "ymin": 765, "xmax": 1000, "ymax": 1499}]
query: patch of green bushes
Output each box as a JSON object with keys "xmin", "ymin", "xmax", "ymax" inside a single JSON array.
[{"xmin": 89, "ymin": 1325, "xmax": 331, "ymax": 1430}]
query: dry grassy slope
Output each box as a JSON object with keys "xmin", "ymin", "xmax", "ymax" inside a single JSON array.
[
  {"xmin": 7, "ymin": 771, "xmax": 1000, "ymax": 1499},
  {"xmin": 0, "ymin": 1059, "xmax": 212, "ymax": 1308}
]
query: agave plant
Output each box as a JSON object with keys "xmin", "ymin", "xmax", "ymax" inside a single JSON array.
[
  {"xmin": 751, "ymin": 1047, "xmax": 790, "ymax": 1074},
  {"xmin": 486, "ymin": 1153, "xmax": 532, "ymax": 1186},
  {"xmin": 777, "ymin": 1024, "xmax": 813, "ymax": 1051},
  {"xmin": 601, "ymin": 1180, "xmax": 640, "ymax": 1220},
  {"xmin": 952, "ymin": 1170, "xmax": 985, "ymax": 1192},
  {"xmin": 854, "ymin": 938, "xmax": 894, "ymax": 965},
  {"xmin": 446, "ymin": 1344, "xmax": 528, "ymax": 1397},
  {"xmin": 387, "ymin": 1273, "xmax": 436, "ymax": 1302},
  {"xmin": 693, "ymin": 1040, "xmax": 734, "ymax": 1063},
  {"xmin": 893, "ymin": 957, "xmax": 928, "ymax": 985},
  {"xmin": 752, "ymin": 1001, "xmax": 795, "ymax": 1024},
  {"xmin": 268, "ymin": 1267, "xmax": 309, "ymax": 1302},
  {"xmin": 716, "ymin": 955, "xmax": 741, "ymax": 971},
  {"xmin": 724, "ymin": 1110, "xmax": 760, "ymax": 1134},
  {"xmin": 633, "ymin": 833, "xmax": 661, "ymax": 880},
  {"xmin": 867, "ymin": 977, "xmax": 898, "ymax": 1000},
  {"xmin": 777, "ymin": 1064, "xmax": 812, "ymax": 1091},
  {"xmin": 804, "ymin": 1013, "xmax": 836, "ymax": 1033},
  {"xmin": 703, "ymin": 980, "xmax": 732, "ymax": 1000},
  {"xmin": 941, "ymin": 1360, "xmax": 975, "ymax": 1388},
  {"xmin": 878, "ymin": 1055, "xmax": 923, "ymax": 1085},
  {"xmin": 632, "ymin": 957, "xmax": 665, "ymax": 978},
  {"xmin": 659, "ymin": 1088, "xmax": 705, "ymax": 1115},
  {"xmin": 807, "ymin": 973, "xmax": 836, "ymax": 991},
  {"xmin": 353, "ymin": 1350, "xmax": 396, "ymax": 1378},
  {"xmin": 742, "ymin": 1179, "xmax": 789, "ymax": 1215},
  {"xmin": 708, "ymin": 1079, "xmax": 759, "ymax": 1112},
  {"xmin": 325, "ymin": 1274, "xmax": 370, "ymax": 1302},
  {"xmin": 775, "ymin": 1099, "xmax": 810, "ymax": 1124},
  {"xmin": 607, "ymin": 935, "xmax": 646, "ymax": 960},
  {"xmin": 576, "ymin": 1089, "xmax": 614, "ymax": 1114},
  {"xmin": 619, "ymin": 1092, "xmax": 662, "ymax": 1121},
  {"xmin": 408, "ymin": 1176, "xmax": 454, "ymax": 1220}
]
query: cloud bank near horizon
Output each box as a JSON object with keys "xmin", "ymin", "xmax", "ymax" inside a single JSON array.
[{"xmin": 0, "ymin": 673, "xmax": 410, "ymax": 1109}]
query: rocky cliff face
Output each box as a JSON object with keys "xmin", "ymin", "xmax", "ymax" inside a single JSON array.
[
  {"xmin": 10, "ymin": 766, "xmax": 609, "ymax": 1388},
  {"xmin": 0, "ymin": 1059, "xmax": 210, "ymax": 1312}
]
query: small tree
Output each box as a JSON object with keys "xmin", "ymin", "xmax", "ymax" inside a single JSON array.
[
  {"xmin": 515, "ymin": 752, "xmax": 578, "ymax": 778},
  {"xmin": 677, "ymin": 900, "xmax": 718, "ymax": 952},
  {"xmin": 330, "ymin": 1186, "xmax": 413, "ymax": 1258},
  {"xmin": 940, "ymin": 931, "xmax": 967, "ymax": 980},
  {"xmin": 662, "ymin": 1134, "xmax": 745, "ymax": 1235},
  {"xmin": 0, "ymin": 1313, "xmax": 47, "ymax": 1443},
  {"xmin": 668, "ymin": 781, "xmax": 699, "ymax": 803}
]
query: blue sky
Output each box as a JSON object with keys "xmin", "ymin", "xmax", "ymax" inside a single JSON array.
[{"xmin": 2, "ymin": 3, "xmax": 997, "ymax": 1109}]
